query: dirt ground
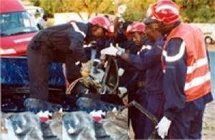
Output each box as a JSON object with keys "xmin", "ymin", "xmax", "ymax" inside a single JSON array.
[
  {"xmin": 202, "ymin": 44, "xmax": 215, "ymax": 139},
  {"xmin": 203, "ymin": 44, "xmax": 215, "ymax": 139},
  {"xmin": 203, "ymin": 100, "xmax": 215, "ymax": 139}
]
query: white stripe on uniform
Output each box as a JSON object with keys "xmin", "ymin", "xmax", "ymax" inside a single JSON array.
[
  {"xmin": 70, "ymin": 22, "xmax": 86, "ymax": 38},
  {"xmin": 156, "ymin": 5, "xmax": 179, "ymax": 15},
  {"xmin": 162, "ymin": 41, "xmax": 185, "ymax": 62}
]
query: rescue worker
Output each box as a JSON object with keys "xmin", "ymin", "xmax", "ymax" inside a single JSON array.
[
  {"xmin": 144, "ymin": 0, "xmax": 213, "ymax": 139},
  {"xmin": 121, "ymin": 22, "xmax": 151, "ymax": 138},
  {"xmin": 27, "ymin": 16, "xmax": 112, "ymax": 102},
  {"xmin": 117, "ymin": 22, "xmax": 142, "ymax": 100},
  {"xmin": 101, "ymin": 22, "xmax": 165, "ymax": 139}
]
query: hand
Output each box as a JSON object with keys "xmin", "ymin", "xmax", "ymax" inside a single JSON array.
[
  {"xmin": 156, "ymin": 116, "xmax": 172, "ymax": 139},
  {"xmin": 117, "ymin": 4, "xmax": 127, "ymax": 15},
  {"xmin": 100, "ymin": 43, "xmax": 125, "ymax": 56},
  {"xmin": 116, "ymin": 45, "xmax": 125, "ymax": 55},
  {"xmin": 100, "ymin": 45, "xmax": 118, "ymax": 56},
  {"xmin": 118, "ymin": 87, "xmax": 127, "ymax": 98}
]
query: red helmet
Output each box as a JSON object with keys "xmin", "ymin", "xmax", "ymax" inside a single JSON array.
[
  {"xmin": 145, "ymin": 0, "xmax": 180, "ymax": 25},
  {"xmin": 126, "ymin": 22, "xmax": 145, "ymax": 33},
  {"xmin": 89, "ymin": 16, "xmax": 111, "ymax": 32}
]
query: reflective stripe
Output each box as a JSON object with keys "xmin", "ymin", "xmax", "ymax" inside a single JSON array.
[
  {"xmin": 137, "ymin": 45, "xmax": 152, "ymax": 55},
  {"xmin": 156, "ymin": 5, "xmax": 179, "ymax": 15},
  {"xmin": 162, "ymin": 41, "xmax": 185, "ymax": 62},
  {"xmin": 144, "ymin": 45, "xmax": 152, "ymax": 50},
  {"xmin": 70, "ymin": 22, "xmax": 86, "ymax": 38},
  {"xmin": 184, "ymin": 72, "xmax": 211, "ymax": 91},
  {"xmin": 187, "ymin": 57, "xmax": 208, "ymax": 74},
  {"xmin": 141, "ymin": 45, "xmax": 152, "ymax": 50}
]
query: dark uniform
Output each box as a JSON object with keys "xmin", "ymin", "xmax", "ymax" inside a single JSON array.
[
  {"xmin": 114, "ymin": 25, "xmax": 144, "ymax": 133},
  {"xmin": 117, "ymin": 40, "xmax": 142, "ymax": 131},
  {"xmin": 27, "ymin": 22, "xmax": 91, "ymax": 101},
  {"xmin": 84, "ymin": 37, "xmax": 112, "ymax": 60},
  {"xmin": 162, "ymin": 38, "xmax": 213, "ymax": 139},
  {"xmin": 127, "ymin": 38, "xmax": 165, "ymax": 139}
]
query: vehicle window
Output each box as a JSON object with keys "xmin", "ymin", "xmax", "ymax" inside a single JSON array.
[{"xmin": 0, "ymin": 11, "xmax": 38, "ymax": 36}]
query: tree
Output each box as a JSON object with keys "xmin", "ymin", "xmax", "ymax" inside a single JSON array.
[
  {"xmin": 34, "ymin": 0, "xmax": 215, "ymax": 23},
  {"xmin": 176, "ymin": 0, "xmax": 215, "ymax": 23}
]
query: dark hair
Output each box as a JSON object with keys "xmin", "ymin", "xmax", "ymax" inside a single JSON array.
[{"xmin": 122, "ymin": 21, "xmax": 133, "ymax": 31}]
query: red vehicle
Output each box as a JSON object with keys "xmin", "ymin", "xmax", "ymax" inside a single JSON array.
[
  {"xmin": 0, "ymin": 0, "xmax": 38, "ymax": 56},
  {"xmin": 0, "ymin": 0, "xmax": 121, "ymax": 112},
  {"xmin": 0, "ymin": 0, "xmax": 39, "ymax": 112}
]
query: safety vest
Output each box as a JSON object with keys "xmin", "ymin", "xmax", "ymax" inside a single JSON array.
[{"xmin": 162, "ymin": 23, "xmax": 211, "ymax": 102}]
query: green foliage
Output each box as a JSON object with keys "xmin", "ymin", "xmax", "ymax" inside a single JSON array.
[
  {"xmin": 34, "ymin": 0, "xmax": 215, "ymax": 23},
  {"xmin": 30, "ymin": 0, "xmax": 40, "ymax": 6},
  {"xmin": 176, "ymin": 0, "xmax": 215, "ymax": 23},
  {"xmin": 122, "ymin": 0, "xmax": 157, "ymax": 21},
  {"xmin": 38, "ymin": 0, "xmax": 61, "ymax": 16}
]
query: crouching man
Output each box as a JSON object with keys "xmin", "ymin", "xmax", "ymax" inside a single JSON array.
[{"xmin": 27, "ymin": 16, "xmax": 112, "ymax": 102}]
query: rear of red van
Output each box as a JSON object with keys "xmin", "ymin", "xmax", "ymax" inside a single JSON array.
[
  {"xmin": 0, "ymin": 0, "xmax": 38, "ymax": 56},
  {"xmin": 0, "ymin": 0, "xmax": 66, "ymax": 112}
]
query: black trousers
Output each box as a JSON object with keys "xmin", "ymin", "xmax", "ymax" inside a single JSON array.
[
  {"xmin": 168, "ymin": 101, "xmax": 206, "ymax": 139},
  {"xmin": 27, "ymin": 40, "xmax": 83, "ymax": 101},
  {"xmin": 129, "ymin": 89, "xmax": 164, "ymax": 139}
]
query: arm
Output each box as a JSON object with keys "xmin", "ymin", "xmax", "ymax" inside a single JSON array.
[
  {"xmin": 119, "ymin": 38, "xmax": 164, "ymax": 70},
  {"xmin": 68, "ymin": 22, "xmax": 88, "ymax": 62},
  {"xmin": 163, "ymin": 38, "xmax": 187, "ymax": 121},
  {"xmin": 69, "ymin": 22, "xmax": 87, "ymax": 50}
]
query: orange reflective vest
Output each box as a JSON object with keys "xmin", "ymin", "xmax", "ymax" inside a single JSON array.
[{"xmin": 163, "ymin": 23, "xmax": 211, "ymax": 102}]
